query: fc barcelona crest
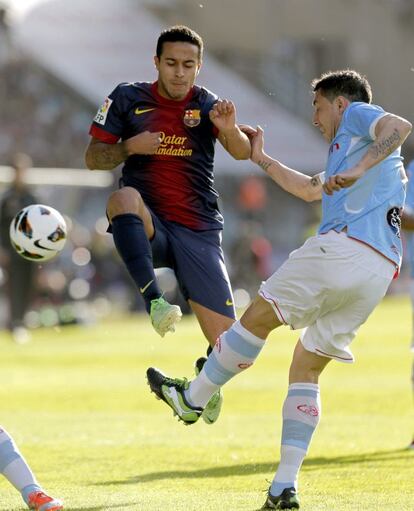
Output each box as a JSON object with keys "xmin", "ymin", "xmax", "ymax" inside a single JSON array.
[{"xmin": 183, "ymin": 109, "xmax": 201, "ymax": 127}]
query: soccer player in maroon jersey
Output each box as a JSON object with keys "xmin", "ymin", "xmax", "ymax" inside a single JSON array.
[{"xmin": 85, "ymin": 26, "xmax": 250, "ymax": 424}]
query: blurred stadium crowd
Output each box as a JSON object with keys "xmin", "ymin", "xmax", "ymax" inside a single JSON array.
[
  {"xmin": 0, "ymin": 7, "xmax": 138, "ymax": 333},
  {"xmin": 0, "ymin": 57, "xmax": 90, "ymax": 168}
]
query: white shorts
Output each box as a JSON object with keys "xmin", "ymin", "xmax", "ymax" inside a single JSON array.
[{"xmin": 259, "ymin": 230, "xmax": 395, "ymax": 363}]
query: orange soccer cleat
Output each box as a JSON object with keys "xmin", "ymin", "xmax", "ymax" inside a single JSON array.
[{"xmin": 27, "ymin": 490, "xmax": 63, "ymax": 511}]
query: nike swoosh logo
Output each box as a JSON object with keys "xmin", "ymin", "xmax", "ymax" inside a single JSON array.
[
  {"xmin": 164, "ymin": 387, "xmax": 194, "ymax": 417},
  {"xmin": 139, "ymin": 279, "xmax": 154, "ymax": 294},
  {"xmin": 135, "ymin": 107, "xmax": 156, "ymax": 115},
  {"xmin": 34, "ymin": 239, "xmax": 54, "ymax": 251},
  {"xmin": 226, "ymin": 299, "xmax": 233, "ymax": 306}
]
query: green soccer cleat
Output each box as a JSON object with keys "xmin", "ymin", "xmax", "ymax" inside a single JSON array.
[
  {"xmin": 195, "ymin": 356, "xmax": 223, "ymax": 425},
  {"xmin": 146, "ymin": 367, "xmax": 203, "ymax": 425},
  {"xmin": 261, "ymin": 487, "xmax": 300, "ymax": 510},
  {"xmin": 150, "ymin": 297, "xmax": 182, "ymax": 337}
]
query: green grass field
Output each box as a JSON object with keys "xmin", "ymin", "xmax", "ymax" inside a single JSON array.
[{"xmin": 0, "ymin": 296, "xmax": 413, "ymax": 510}]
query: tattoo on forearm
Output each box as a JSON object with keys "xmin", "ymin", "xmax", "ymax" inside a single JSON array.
[
  {"xmin": 103, "ymin": 144, "xmax": 126, "ymax": 166},
  {"xmin": 310, "ymin": 175, "xmax": 322, "ymax": 187},
  {"xmin": 89, "ymin": 143, "xmax": 127, "ymax": 170},
  {"xmin": 369, "ymin": 129, "xmax": 401, "ymax": 159},
  {"xmin": 257, "ymin": 160, "xmax": 271, "ymax": 172}
]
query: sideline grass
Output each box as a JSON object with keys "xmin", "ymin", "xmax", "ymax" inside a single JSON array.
[{"xmin": 0, "ymin": 296, "xmax": 413, "ymax": 510}]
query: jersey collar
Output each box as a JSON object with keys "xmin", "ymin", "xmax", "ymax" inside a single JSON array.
[{"xmin": 151, "ymin": 81, "xmax": 194, "ymax": 106}]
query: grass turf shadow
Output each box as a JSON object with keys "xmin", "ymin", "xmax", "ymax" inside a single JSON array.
[{"xmin": 92, "ymin": 448, "xmax": 408, "ymax": 486}]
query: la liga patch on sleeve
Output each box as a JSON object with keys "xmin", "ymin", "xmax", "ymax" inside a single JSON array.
[{"xmin": 93, "ymin": 97, "xmax": 113, "ymax": 125}]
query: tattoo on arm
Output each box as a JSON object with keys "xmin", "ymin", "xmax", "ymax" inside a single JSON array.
[
  {"xmin": 100, "ymin": 144, "xmax": 127, "ymax": 167},
  {"xmin": 369, "ymin": 129, "xmax": 401, "ymax": 160},
  {"xmin": 310, "ymin": 175, "xmax": 322, "ymax": 187},
  {"xmin": 88, "ymin": 142, "xmax": 127, "ymax": 170},
  {"xmin": 257, "ymin": 159, "xmax": 272, "ymax": 172}
]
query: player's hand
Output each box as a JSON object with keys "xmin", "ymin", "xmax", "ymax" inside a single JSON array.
[
  {"xmin": 124, "ymin": 131, "xmax": 162, "ymax": 156},
  {"xmin": 240, "ymin": 125, "xmax": 266, "ymax": 164},
  {"xmin": 238, "ymin": 124, "xmax": 257, "ymax": 139},
  {"xmin": 209, "ymin": 100, "xmax": 237, "ymax": 134},
  {"xmin": 239, "ymin": 124, "xmax": 257, "ymax": 159},
  {"xmin": 323, "ymin": 165, "xmax": 365, "ymax": 195}
]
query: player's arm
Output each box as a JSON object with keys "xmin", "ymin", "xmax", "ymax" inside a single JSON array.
[
  {"xmin": 240, "ymin": 124, "xmax": 323, "ymax": 202},
  {"xmin": 85, "ymin": 132, "xmax": 162, "ymax": 171},
  {"xmin": 210, "ymin": 100, "xmax": 251, "ymax": 160},
  {"xmin": 85, "ymin": 137, "xmax": 128, "ymax": 170},
  {"xmin": 86, "ymin": 85, "xmax": 162, "ymax": 171},
  {"xmin": 324, "ymin": 113, "xmax": 412, "ymax": 195}
]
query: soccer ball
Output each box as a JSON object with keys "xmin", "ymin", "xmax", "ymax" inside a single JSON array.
[{"xmin": 9, "ymin": 204, "xmax": 67, "ymax": 262}]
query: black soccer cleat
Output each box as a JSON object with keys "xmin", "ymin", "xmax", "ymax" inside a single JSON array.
[
  {"xmin": 261, "ymin": 487, "xmax": 300, "ymax": 509},
  {"xmin": 146, "ymin": 367, "xmax": 203, "ymax": 424}
]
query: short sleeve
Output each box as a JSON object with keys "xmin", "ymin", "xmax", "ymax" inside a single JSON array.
[
  {"xmin": 345, "ymin": 102, "xmax": 388, "ymax": 141},
  {"xmin": 89, "ymin": 83, "xmax": 128, "ymax": 143}
]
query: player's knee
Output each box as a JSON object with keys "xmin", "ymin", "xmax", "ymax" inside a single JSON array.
[
  {"xmin": 107, "ymin": 188, "xmax": 144, "ymax": 220},
  {"xmin": 240, "ymin": 295, "xmax": 281, "ymax": 339},
  {"xmin": 289, "ymin": 352, "xmax": 327, "ymax": 384},
  {"xmin": 290, "ymin": 365, "xmax": 321, "ymax": 384}
]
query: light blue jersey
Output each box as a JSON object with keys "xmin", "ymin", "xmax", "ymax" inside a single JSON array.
[
  {"xmin": 404, "ymin": 160, "xmax": 414, "ymax": 277},
  {"xmin": 319, "ymin": 102, "xmax": 406, "ymax": 267}
]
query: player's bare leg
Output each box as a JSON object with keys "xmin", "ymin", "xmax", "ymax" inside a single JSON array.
[
  {"xmin": 189, "ymin": 300, "xmax": 234, "ymax": 348},
  {"xmin": 240, "ymin": 294, "xmax": 283, "ymax": 338},
  {"xmin": 107, "ymin": 187, "xmax": 154, "ymax": 237},
  {"xmin": 289, "ymin": 340, "xmax": 331, "ymax": 384}
]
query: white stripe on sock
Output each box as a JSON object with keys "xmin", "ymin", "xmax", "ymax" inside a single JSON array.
[
  {"xmin": 233, "ymin": 320, "xmax": 266, "ymax": 347},
  {"xmin": 274, "ymin": 444, "xmax": 304, "ymax": 484},
  {"xmin": 289, "ymin": 382, "xmax": 319, "ymax": 392}
]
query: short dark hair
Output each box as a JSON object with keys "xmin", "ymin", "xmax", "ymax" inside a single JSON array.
[
  {"xmin": 156, "ymin": 25, "xmax": 203, "ymax": 60},
  {"xmin": 311, "ymin": 69, "xmax": 372, "ymax": 104}
]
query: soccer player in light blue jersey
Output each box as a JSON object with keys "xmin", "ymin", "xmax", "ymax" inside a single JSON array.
[
  {"xmin": 147, "ymin": 70, "xmax": 412, "ymax": 509},
  {"xmin": 401, "ymin": 158, "xmax": 414, "ymax": 450}
]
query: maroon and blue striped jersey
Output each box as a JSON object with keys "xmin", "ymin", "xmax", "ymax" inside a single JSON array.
[{"xmin": 89, "ymin": 81, "xmax": 223, "ymax": 230}]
